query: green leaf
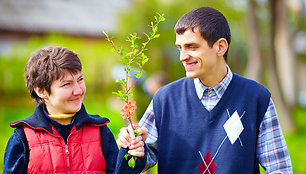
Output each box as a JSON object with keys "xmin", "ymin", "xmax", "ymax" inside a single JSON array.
[
  {"xmin": 134, "ymin": 130, "xmax": 139, "ymax": 137},
  {"xmin": 142, "ymin": 58, "xmax": 149, "ymax": 66},
  {"xmin": 159, "ymin": 16, "xmax": 165, "ymax": 22},
  {"xmin": 131, "ymin": 69, "xmax": 140, "ymax": 73},
  {"xmin": 126, "ymin": 52, "xmax": 133, "ymax": 56},
  {"xmin": 135, "ymin": 62, "xmax": 141, "ymax": 68},
  {"xmin": 112, "ymin": 92, "xmax": 123, "ymax": 99},
  {"xmin": 152, "ymin": 34, "xmax": 160, "ymax": 39},
  {"xmin": 103, "ymin": 30, "xmax": 109, "ymax": 37},
  {"xmin": 142, "ymin": 42, "xmax": 147, "ymax": 47},
  {"xmin": 124, "ymin": 154, "xmax": 130, "ymax": 160},
  {"xmin": 115, "ymin": 79, "xmax": 123, "ymax": 85},
  {"xmin": 143, "ymin": 32, "xmax": 149, "ymax": 39},
  {"xmin": 136, "ymin": 73, "xmax": 142, "ymax": 79},
  {"xmin": 128, "ymin": 157, "xmax": 136, "ymax": 168}
]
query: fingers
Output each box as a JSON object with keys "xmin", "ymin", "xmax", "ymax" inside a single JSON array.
[
  {"xmin": 127, "ymin": 124, "xmax": 136, "ymax": 139},
  {"xmin": 129, "ymin": 136, "xmax": 144, "ymax": 149},
  {"xmin": 128, "ymin": 131, "xmax": 146, "ymax": 157},
  {"xmin": 117, "ymin": 127, "xmax": 131, "ymax": 148},
  {"xmin": 138, "ymin": 127, "xmax": 148, "ymax": 142},
  {"xmin": 117, "ymin": 125, "xmax": 146, "ymax": 157},
  {"xmin": 128, "ymin": 146, "xmax": 145, "ymax": 157},
  {"xmin": 117, "ymin": 125, "xmax": 140, "ymax": 148}
]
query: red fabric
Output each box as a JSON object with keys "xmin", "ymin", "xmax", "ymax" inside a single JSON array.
[
  {"xmin": 24, "ymin": 124, "xmax": 106, "ymax": 173},
  {"xmin": 198, "ymin": 151, "xmax": 217, "ymax": 174}
]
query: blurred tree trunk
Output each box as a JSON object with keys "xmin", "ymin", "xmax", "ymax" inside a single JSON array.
[
  {"xmin": 273, "ymin": 0, "xmax": 297, "ymax": 106},
  {"xmin": 245, "ymin": 0, "xmax": 262, "ymax": 82},
  {"xmin": 269, "ymin": 0, "xmax": 295, "ymax": 133}
]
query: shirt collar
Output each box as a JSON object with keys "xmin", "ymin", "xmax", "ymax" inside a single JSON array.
[{"xmin": 194, "ymin": 65, "xmax": 233, "ymax": 99}]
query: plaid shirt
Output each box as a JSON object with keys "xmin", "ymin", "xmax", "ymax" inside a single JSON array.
[{"xmin": 139, "ymin": 67, "xmax": 292, "ymax": 173}]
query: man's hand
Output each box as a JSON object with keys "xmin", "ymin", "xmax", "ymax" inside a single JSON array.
[{"xmin": 117, "ymin": 125, "xmax": 148, "ymax": 157}]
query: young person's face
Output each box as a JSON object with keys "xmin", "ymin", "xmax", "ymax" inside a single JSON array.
[
  {"xmin": 176, "ymin": 27, "xmax": 226, "ymax": 86},
  {"xmin": 43, "ymin": 71, "xmax": 86, "ymax": 115}
]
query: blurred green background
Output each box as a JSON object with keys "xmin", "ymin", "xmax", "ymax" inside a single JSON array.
[{"xmin": 1, "ymin": 0, "xmax": 306, "ymax": 173}]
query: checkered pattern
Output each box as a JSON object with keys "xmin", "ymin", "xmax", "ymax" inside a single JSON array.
[
  {"xmin": 139, "ymin": 66, "xmax": 292, "ymax": 172},
  {"xmin": 194, "ymin": 66, "xmax": 232, "ymax": 111},
  {"xmin": 256, "ymin": 100, "xmax": 293, "ymax": 172}
]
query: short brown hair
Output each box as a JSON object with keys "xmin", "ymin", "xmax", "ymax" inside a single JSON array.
[
  {"xmin": 25, "ymin": 46, "xmax": 82, "ymax": 105},
  {"xmin": 175, "ymin": 7, "xmax": 231, "ymax": 60}
]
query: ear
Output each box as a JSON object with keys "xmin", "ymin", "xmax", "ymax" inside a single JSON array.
[
  {"xmin": 34, "ymin": 86, "xmax": 48, "ymax": 99},
  {"xmin": 215, "ymin": 38, "xmax": 228, "ymax": 57}
]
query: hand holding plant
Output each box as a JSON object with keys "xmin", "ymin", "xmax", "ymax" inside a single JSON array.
[{"xmin": 103, "ymin": 13, "xmax": 165, "ymax": 168}]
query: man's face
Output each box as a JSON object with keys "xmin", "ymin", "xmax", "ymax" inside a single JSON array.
[
  {"xmin": 43, "ymin": 71, "xmax": 86, "ymax": 115},
  {"xmin": 176, "ymin": 27, "xmax": 220, "ymax": 85}
]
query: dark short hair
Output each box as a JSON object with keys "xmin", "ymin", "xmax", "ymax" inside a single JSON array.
[
  {"xmin": 174, "ymin": 7, "xmax": 231, "ymax": 60},
  {"xmin": 24, "ymin": 46, "xmax": 82, "ymax": 105}
]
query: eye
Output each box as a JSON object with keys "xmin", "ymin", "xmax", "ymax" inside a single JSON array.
[
  {"xmin": 78, "ymin": 77, "xmax": 84, "ymax": 82},
  {"xmin": 189, "ymin": 45, "xmax": 198, "ymax": 49},
  {"xmin": 62, "ymin": 83, "xmax": 70, "ymax": 87}
]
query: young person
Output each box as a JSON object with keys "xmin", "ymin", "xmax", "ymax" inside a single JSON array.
[
  {"xmin": 3, "ymin": 46, "xmax": 118, "ymax": 173},
  {"xmin": 116, "ymin": 7, "xmax": 293, "ymax": 173}
]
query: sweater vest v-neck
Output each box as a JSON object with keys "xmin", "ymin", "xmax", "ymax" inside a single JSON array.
[{"xmin": 153, "ymin": 74, "xmax": 271, "ymax": 174}]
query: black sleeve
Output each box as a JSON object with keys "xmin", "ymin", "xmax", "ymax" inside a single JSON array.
[
  {"xmin": 100, "ymin": 126, "xmax": 119, "ymax": 174},
  {"xmin": 3, "ymin": 128, "xmax": 29, "ymax": 174},
  {"xmin": 115, "ymin": 147, "xmax": 147, "ymax": 174}
]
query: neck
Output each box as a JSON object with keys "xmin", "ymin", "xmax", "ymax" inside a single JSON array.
[
  {"xmin": 49, "ymin": 113, "xmax": 75, "ymax": 125},
  {"xmin": 200, "ymin": 62, "xmax": 227, "ymax": 88}
]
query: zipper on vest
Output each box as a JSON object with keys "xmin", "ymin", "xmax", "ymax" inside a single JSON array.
[
  {"xmin": 65, "ymin": 143, "xmax": 70, "ymax": 172},
  {"xmin": 65, "ymin": 144, "xmax": 69, "ymax": 154}
]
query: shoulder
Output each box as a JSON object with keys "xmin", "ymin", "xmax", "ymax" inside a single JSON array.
[
  {"xmin": 154, "ymin": 77, "xmax": 191, "ymax": 97},
  {"xmin": 74, "ymin": 104, "xmax": 110, "ymax": 129},
  {"xmin": 10, "ymin": 105, "xmax": 51, "ymax": 130},
  {"xmin": 4, "ymin": 130, "xmax": 27, "ymax": 160},
  {"xmin": 233, "ymin": 73, "xmax": 270, "ymax": 96},
  {"xmin": 75, "ymin": 113, "xmax": 110, "ymax": 129},
  {"xmin": 232, "ymin": 73, "xmax": 271, "ymax": 113},
  {"xmin": 6, "ymin": 131, "xmax": 24, "ymax": 148}
]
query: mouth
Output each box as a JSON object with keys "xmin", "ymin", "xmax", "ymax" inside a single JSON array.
[
  {"xmin": 184, "ymin": 61, "xmax": 198, "ymax": 71},
  {"xmin": 70, "ymin": 97, "xmax": 82, "ymax": 103}
]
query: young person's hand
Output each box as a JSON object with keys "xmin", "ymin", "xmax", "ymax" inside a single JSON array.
[{"xmin": 117, "ymin": 125, "xmax": 148, "ymax": 157}]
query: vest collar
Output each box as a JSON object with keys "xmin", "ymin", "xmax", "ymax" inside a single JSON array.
[{"xmin": 10, "ymin": 103, "xmax": 110, "ymax": 133}]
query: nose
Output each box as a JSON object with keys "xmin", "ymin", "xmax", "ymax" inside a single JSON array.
[
  {"xmin": 180, "ymin": 50, "xmax": 190, "ymax": 62},
  {"xmin": 73, "ymin": 83, "xmax": 84, "ymax": 96}
]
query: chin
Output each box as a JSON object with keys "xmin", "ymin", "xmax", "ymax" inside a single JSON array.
[
  {"xmin": 185, "ymin": 72, "xmax": 198, "ymax": 79},
  {"xmin": 75, "ymin": 104, "xmax": 83, "ymax": 112},
  {"xmin": 69, "ymin": 104, "xmax": 82, "ymax": 113}
]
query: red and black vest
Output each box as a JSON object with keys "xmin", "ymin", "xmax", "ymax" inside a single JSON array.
[{"xmin": 23, "ymin": 124, "xmax": 106, "ymax": 173}]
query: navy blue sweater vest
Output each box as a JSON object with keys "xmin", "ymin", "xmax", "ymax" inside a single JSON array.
[{"xmin": 153, "ymin": 74, "xmax": 271, "ymax": 174}]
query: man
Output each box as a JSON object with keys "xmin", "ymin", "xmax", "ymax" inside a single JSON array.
[{"xmin": 116, "ymin": 7, "xmax": 292, "ymax": 173}]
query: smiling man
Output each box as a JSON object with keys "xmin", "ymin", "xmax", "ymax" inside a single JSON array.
[
  {"xmin": 116, "ymin": 7, "xmax": 293, "ymax": 174},
  {"xmin": 3, "ymin": 46, "xmax": 119, "ymax": 173}
]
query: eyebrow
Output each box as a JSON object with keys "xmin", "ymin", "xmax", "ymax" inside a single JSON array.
[
  {"xmin": 78, "ymin": 73, "xmax": 84, "ymax": 78},
  {"xmin": 175, "ymin": 42, "xmax": 199, "ymax": 47},
  {"xmin": 60, "ymin": 73, "xmax": 84, "ymax": 83}
]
